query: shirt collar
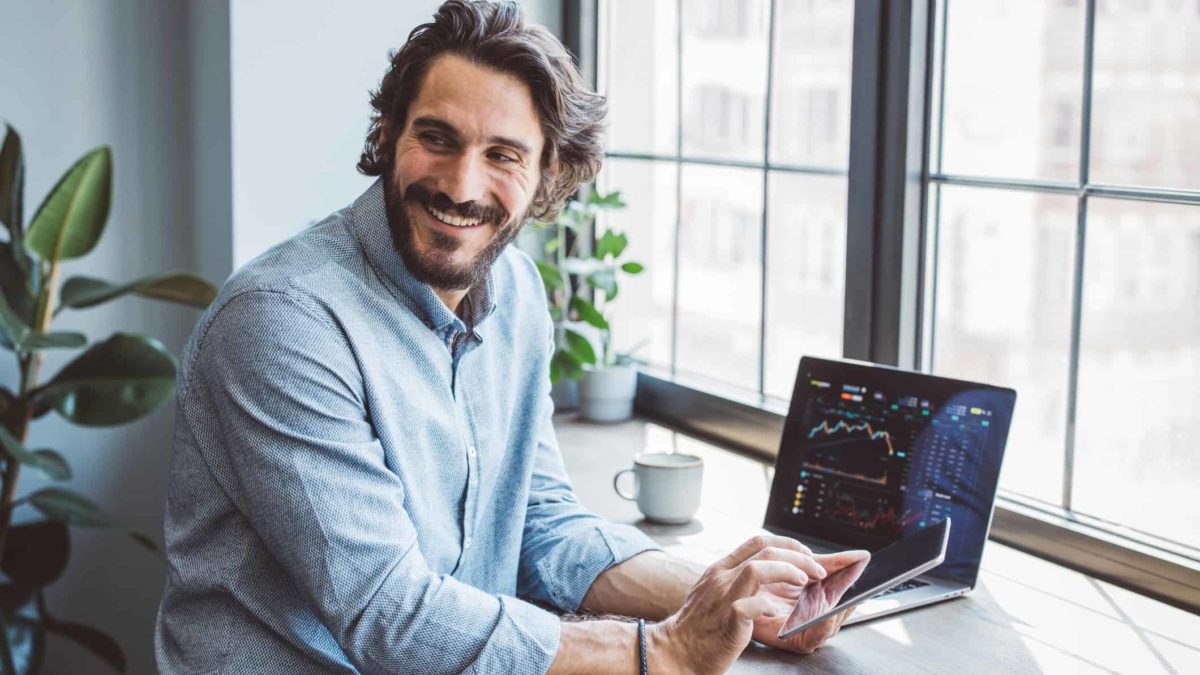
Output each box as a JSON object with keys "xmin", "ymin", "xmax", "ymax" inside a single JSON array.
[{"xmin": 349, "ymin": 178, "xmax": 497, "ymax": 340}]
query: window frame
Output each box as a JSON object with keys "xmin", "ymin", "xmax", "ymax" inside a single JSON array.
[{"xmin": 573, "ymin": 0, "xmax": 1200, "ymax": 613}]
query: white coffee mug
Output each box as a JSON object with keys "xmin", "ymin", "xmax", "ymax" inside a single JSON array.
[{"xmin": 613, "ymin": 452, "xmax": 703, "ymax": 524}]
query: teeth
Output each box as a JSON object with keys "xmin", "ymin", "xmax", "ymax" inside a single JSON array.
[{"xmin": 427, "ymin": 205, "xmax": 481, "ymax": 228}]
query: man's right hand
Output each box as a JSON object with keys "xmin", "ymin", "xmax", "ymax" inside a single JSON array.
[{"xmin": 646, "ymin": 534, "xmax": 853, "ymax": 674}]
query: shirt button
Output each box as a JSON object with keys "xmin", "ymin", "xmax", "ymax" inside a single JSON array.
[
  {"xmin": 468, "ymin": 446, "xmax": 477, "ymax": 459},
  {"xmin": 464, "ymin": 537, "xmax": 473, "ymax": 549}
]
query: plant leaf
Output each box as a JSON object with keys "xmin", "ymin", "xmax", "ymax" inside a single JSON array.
[
  {"xmin": 552, "ymin": 350, "xmax": 585, "ymax": 382},
  {"xmin": 2, "ymin": 521, "xmax": 69, "ymax": 587},
  {"xmin": 587, "ymin": 269, "xmax": 617, "ymax": 301},
  {"xmin": 620, "ymin": 261, "xmax": 644, "ymax": 275},
  {"xmin": 0, "ymin": 293, "xmax": 87, "ymax": 352},
  {"xmin": 45, "ymin": 620, "xmax": 125, "ymax": 673},
  {"xmin": 27, "ymin": 488, "xmax": 113, "ymax": 527},
  {"xmin": 563, "ymin": 328, "xmax": 597, "ymax": 366},
  {"xmin": 0, "ymin": 243, "xmax": 36, "ymax": 325},
  {"xmin": 36, "ymin": 333, "xmax": 176, "ymax": 426},
  {"xmin": 594, "ymin": 230, "xmax": 629, "ymax": 260},
  {"xmin": 587, "ymin": 190, "xmax": 626, "ymax": 209},
  {"xmin": 30, "ymin": 450, "xmax": 70, "ymax": 481},
  {"xmin": 534, "ymin": 261, "xmax": 564, "ymax": 291},
  {"xmin": 57, "ymin": 272, "xmax": 216, "ymax": 313},
  {"xmin": 543, "ymin": 237, "xmax": 561, "ymax": 255},
  {"xmin": 0, "ymin": 125, "xmax": 24, "ymax": 235},
  {"xmin": 26, "ymin": 146, "xmax": 112, "ymax": 261},
  {"xmin": 0, "ymin": 428, "xmax": 71, "ymax": 481},
  {"xmin": 570, "ymin": 296, "xmax": 609, "ymax": 331}
]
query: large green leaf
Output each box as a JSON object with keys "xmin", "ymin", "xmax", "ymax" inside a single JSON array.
[
  {"xmin": 27, "ymin": 488, "xmax": 111, "ymax": 527},
  {"xmin": 57, "ymin": 272, "xmax": 216, "ymax": 313},
  {"xmin": 563, "ymin": 328, "xmax": 597, "ymax": 366},
  {"xmin": 570, "ymin": 296, "xmax": 609, "ymax": 331},
  {"xmin": 0, "ymin": 428, "xmax": 71, "ymax": 482},
  {"xmin": 45, "ymin": 619, "xmax": 124, "ymax": 673},
  {"xmin": 25, "ymin": 146, "xmax": 112, "ymax": 261},
  {"xmin": 594, "ymin": 230, "xmax": 628, "ymax": 260},
  {"xmin": 2, "ymin": 521, "xmax": 69, "ymax": 587},
  {"xmin": 533, "ymin": 261, "xmax": 564, "ymax": 291},
  {"xmin": 0, "ymin": 243, "xmax": 36, "ymax": 325},
  {"xmin": 0, "ymin": 295, "xmax": 86, "ymax": 352},
  {"xmin": 0, "ymin": 125, "xmax": 24, "ymax": 235},
  {"xmin": 551, "ymin": 349, "xmax": 585, "ymax": 385},
  {"xmin": 36, "ymin": 333, "xmax": 176, "ymax": 426}
]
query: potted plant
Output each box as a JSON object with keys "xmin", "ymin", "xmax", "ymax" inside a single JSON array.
[
  {"xmin": 535, "ymin": 189, "xmax": 644, "ymax": 422},
  {"xmin": 0, "ymin": 124, "xmax": 216, "ymax": 673}
]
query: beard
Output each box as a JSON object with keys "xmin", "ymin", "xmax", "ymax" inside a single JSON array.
[{"xmin": 383, "ymin": 174, "xmax": 526, "ymax": 291}]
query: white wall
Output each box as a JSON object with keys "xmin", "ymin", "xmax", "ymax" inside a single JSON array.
[{"xmin": 0, "ymin": 1, "xmax": 564, "ymax": 672}]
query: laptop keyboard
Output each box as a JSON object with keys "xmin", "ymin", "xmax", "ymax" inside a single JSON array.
[{"xmin": 873, "ymin": 579, "xmax": 929, "ymax": 598}]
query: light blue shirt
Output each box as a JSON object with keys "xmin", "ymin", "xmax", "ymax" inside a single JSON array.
[{"xmin": 155, "ymin": 179, "xmax": 658, "ymax": 674}]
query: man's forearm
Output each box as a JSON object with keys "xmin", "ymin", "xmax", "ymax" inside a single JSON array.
[{"xmin": 578, "ymin": 550, "xmax": 704, "ymax": 620}]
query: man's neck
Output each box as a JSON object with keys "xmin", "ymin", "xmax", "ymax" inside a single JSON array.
[{"xmin": 434, "ymin": 286, "xmax": 469, "ymax": 317}]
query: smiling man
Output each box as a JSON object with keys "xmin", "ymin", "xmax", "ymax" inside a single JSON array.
[{"xmin": 154, "ymin": 2, "xmax": 865, "ymax": 673}]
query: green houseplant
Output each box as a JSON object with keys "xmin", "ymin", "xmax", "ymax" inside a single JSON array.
[
  {"xmin": 535, "ymin": 188, "xmax": 644, "ymax": 420},
  {"xmin": 0, "ymin": 124, "xmax": 216, "ymax": 673}
]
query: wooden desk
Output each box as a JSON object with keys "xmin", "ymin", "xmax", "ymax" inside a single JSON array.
[{"xmin": 554, "ymin": 414, "xmax": 1200, "ymax": 674}]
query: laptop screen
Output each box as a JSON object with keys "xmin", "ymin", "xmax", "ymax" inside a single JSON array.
[{"xmin": 765, "ymin": 357, "xmax": 1016, "ymax": 586}]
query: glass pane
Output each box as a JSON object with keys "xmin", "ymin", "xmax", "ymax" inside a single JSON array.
[
  {"xmin": 601, "ymin": 0, "xmax": 679, "ymax": 155},
  {"xmin": 680, "ymin": 0, "xmax": 770, "ymax": 163},
  {"xmin": 676, "ymin": 163, "xmax": 763, "ymax": 391},
  {"xmin": 939, "ymin": 0, "xmax": 1085, "ymax": 181},
  {"xmin": 763, "ymin": 172, "xmax": 847, "ymax": 400},
  {"xmin": 596, "ymin": 158, "xmax": 678, "ymax": 370},
  {"xmin": 930, "ymin": 185, "xmax": 1077, "ymax": 505},
  {"xmin": 1074, "ymin": 199, "xmax": 1200, "ymax": 550},
  {"xmin": 1090, "ymin": 1, "xmax": 1200, "ymax": 190},
  {"xmin": 768, "ymin": 0, "xmax": 854, "ymax": 169}
]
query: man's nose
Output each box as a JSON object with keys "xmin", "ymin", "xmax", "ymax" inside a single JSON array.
[{"xmin": 437, "ymin": 153, "xmax": 486, "ymax": 206}]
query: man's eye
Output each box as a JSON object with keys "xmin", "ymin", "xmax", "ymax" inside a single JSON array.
[
  {"xmin": 489, "ymin": 151, "xmax": 518, "ymax": 164},
  {"xmin": 421, "ymin": 134, "xmax": 449, "ymax": 148}
]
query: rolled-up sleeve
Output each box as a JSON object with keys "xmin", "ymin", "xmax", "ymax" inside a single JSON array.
[
  {"xmin": 183, "ymin": 290, "xmax": 561, "ymax": 674},
  {"xmin": 515, "ymin": 334, "xmax": 660, "ymax": 610}
]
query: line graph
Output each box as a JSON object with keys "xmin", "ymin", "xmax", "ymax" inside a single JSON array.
[{"xmin": 807, "ymin": 419, "xmax": 896, "ymax": 456}]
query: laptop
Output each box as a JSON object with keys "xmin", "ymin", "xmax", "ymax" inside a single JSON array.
[{"xmin": 764, "ymin": 356, "xmax": 1017, "ymax": 626}]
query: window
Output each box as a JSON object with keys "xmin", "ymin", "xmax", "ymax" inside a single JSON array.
[
  {"xmin": 597, "ymin": 0, "xmax": 855, "ymax": 402},
  {"xmin": 926, "ymin": 0, "xmax": 1200, "ymax": 555},
  {"xmin": 590, "ymin": 0, "xmax": 1200, "ymax": 605}
]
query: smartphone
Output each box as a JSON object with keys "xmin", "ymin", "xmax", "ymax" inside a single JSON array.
[{"xmin": 777, "ymin": 518, "xmax": 951, "ymax": 639}]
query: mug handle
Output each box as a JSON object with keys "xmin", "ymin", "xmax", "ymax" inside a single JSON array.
[{"xmin": 613, "ymin": 468, "xmax": 637, "ymax": 501}]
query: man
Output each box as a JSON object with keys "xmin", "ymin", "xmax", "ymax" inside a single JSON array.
[{"xmin": 155, "ymin": 2, "xmax": 867, "ymax": 673}]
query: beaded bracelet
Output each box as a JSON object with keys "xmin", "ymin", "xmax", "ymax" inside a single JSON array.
[{"xmin": 637, "ymin": 618, "xmax": 648, "ymax": 675}]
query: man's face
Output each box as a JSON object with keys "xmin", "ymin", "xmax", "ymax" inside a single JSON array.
[{"xmin": 384, "ymin": 53, "xmax": 545, "ymax": 291}]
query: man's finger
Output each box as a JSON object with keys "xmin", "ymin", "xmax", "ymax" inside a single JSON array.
[
  {"xmin": 813, "ymin": 549, "xmax": 870, "ymax": 574},
  {"xmin": 713, "ymin": 535, "xmax": 813, "ymax": 571},
  {"xmin": 732, "ymin": 560, "xmax": 809, "ymax": 595},
  {"xmin": 730, "ymin": 593, "xmax": 781, "ymax": 623},
  {"xmin": 746, "ymin": 547, "xmax": 827, "ymax": 582}
]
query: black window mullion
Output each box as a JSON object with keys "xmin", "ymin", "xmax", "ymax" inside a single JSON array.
[
  {"xmin": 1062, "ymin": 0, "xmax": 1099, "ymax": 512},
  {"xmin": 757, "ymin": 0, "xmax": 778, "ymax": 397}
]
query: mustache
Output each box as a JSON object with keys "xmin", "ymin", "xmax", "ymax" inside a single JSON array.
[{"xmin": 404, "ymin": 183, "xmax": 509, "ymax": 226}]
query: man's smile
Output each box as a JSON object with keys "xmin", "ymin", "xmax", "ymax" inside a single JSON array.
[{"xmin": 421, "ymin": 202, "xmax": 487, "ymax": 229}]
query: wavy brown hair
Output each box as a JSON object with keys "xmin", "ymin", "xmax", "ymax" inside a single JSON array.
[{"xmin": 358, "ymin": 0, "xmax": 605, "ymax": 221}]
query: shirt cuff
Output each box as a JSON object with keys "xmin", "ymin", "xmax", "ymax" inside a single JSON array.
[
  {"xmin": 465, "ymin": 595, "xmax": 561, "ymax": 675},
  {"xmin": 538, "ymin": 523, "xmax": 661, "ymax": 612}
]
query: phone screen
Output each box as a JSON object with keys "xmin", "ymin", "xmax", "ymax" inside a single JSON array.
[{"xmin": 778, "ymin": 518, "xmax": 950, "ymax": 638}]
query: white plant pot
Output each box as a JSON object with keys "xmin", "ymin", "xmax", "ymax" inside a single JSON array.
[
  {"xmin": 579, "ymin": 365, "xmax": 638, "ymax": 422},
  {"xmin": 550, "ymin": 378, "xmax": 579, "ymax": 411}
]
